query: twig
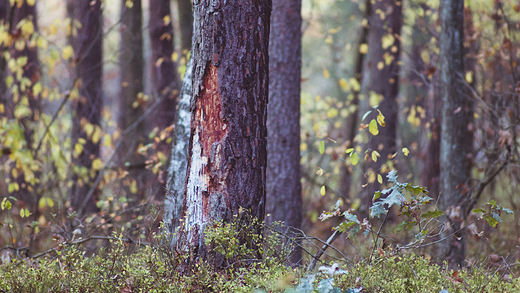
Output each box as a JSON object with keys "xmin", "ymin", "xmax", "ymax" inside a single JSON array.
[{"xmin": 308, "ymin": 229, "xmax": 342, "ymax": 271}]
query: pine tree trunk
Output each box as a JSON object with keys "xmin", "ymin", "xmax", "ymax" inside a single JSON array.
[
  {"xmin": 266, "ymin": 0, "xmax": 302, "ymax": 265},
  {"xmin": 438, "ymin": 0, "xmax": 468, "ymax": 269},
  {"xmin": 69, "ymin": 0, "xmax": 103, "ymax": 214},
  {"xmin": 362, "ymin": 0, "xmax": 402, "ymax": 218},
  {"xmin": 177, "ymin": 0, "xmax": 271, "ymax": 266}
]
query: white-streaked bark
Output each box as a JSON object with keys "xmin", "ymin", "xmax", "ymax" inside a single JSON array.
[{"xmin": 164, "ymin": 59, "xmax": 193, "ymax": 246}]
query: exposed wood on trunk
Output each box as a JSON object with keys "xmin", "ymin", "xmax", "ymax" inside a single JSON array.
[
  {"xmin": 438, "ymin": 0, "xmax": 468, "ymax": 269},
  {"xmin": 178, "ymin": 0, "xmax": 271, "ymax": 265},
  {"xmin": 69, "ymin": 0, "xmax": 103, "ymax": 214}
]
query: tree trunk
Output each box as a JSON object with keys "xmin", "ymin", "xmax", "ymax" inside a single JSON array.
[
  {"xmin": 164, "ymin": 58, "xmax": 192, "ymax": 244},
  {"xmin": 176, "ymin": 0, "xmax": 193, "ymax": 54},
  {"xmin": 266, "ymin": 0, "xmax": 302, "ymax": 265},
  {"xmin": 438, "ymin": 0, "xmax": 468, "ymax": 269},
  {"xmin": 118, "ymin": 0, "xmax": 146, "ymax": 202},
  {"xmin": 149, "ymin": 0, "xmax": 177, "ymax": 130},
  {"xmin": 69, "ymin": 0, "xmax": 103, "ymax": 214},
  {"xmin": 339, "ymin": 0, "xmax": 371, "ymax": 201},
  {"xmin": 177, "ymin": 0, "xmax": 271, "ymax": 266},
  {"xmin": 362, "ymin": 0, "xmax": 402, "ymax": 218}
]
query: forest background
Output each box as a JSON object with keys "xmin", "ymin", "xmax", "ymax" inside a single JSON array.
[{"xmin": 1, "ymin": 0, "xmax": 520, "ymax": 289}]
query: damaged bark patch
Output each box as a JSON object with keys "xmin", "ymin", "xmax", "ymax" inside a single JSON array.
[{"xmin": 184, "ymin": 64, "xmax": 229, "ymax": 251}]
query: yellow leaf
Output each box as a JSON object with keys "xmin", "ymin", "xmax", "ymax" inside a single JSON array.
[
  {"xmin": 320, "ymin": 186, "xmax": 326, "ymax": 196},
  {"xmin": 163, "ymin": 15, "xmax": 171, "ymax": 26},
  {"xmin": 27, "ymin": 0, "xmax": 35, "ymax": 5},
  {"xmin": 103, "ymin": 133, "xmax": 112, "ymax": 147},
  {"xmin": 316, "ymin": 168, "xmax": 324, "ymax": 176},
  {"xmin": 125, "ymin": 0, "xmax": 134, "ymax": 8},
  {"xmin": 376, "ymin": 109, "xmax": 386, "ymax": 127},
  {"xmin": 171, "ymin": 52, "xmax": 178, "ymax": 62},
  {"xmin": 327, "ymin": 108, "xmax": 338, "ymax": 118},
  {"xmin": 92, "ymin": 158, "xmax": 103, "ymax": 171},
  {"xmin": 323, "ymin": 69, "xmax": 330, "ymax": 79},
  {"xmin": 62, "ymin": 45, "xmax": 74, "ymax": 60},
  {"xmin": 368, "ymin": 173, "xmax": 376, "ymax": 183},
  {"xmin": 465, "ymin": 71, "xmax": 473, "ymax": 83},
  {"xmin": 381, "ymin": 34, "xmax": 395, "ymax": 50},
  {"xmin": 130, "ymin": 179, "xmax": 138, "ymax": 194},
  {"xmin": 74, "ymin": 143, "xmax": 83, "ymax": 156},
  {"xmin": 372, "ymin": 150, "xmax": 380, "ymax": 162},
  {"xmin": 377, "ymin": 174, "xmax": 383, "ymax": 184},
  {"xmin": 346, "ymin": 148, "xmax": 354, "ymax": 154},
  {"xmin": 359, "ymin": 43, "xmax": 368, "ymax": 54},
  {"xmin": 402, "ymin": 147, "xmax": 410, "ymax": 156},
  {"xmin": 21, "ymin": 20, "xmax": 34, "ymax": 37},
  {"xmin": 377, "ymin": 61, "xmax": 384, "ymax": 70},
  {"xmin": 351, "ymin": 152, "xmax": 358, "ymax": 165},
  {"xmin": 300, "ymin": 142, "xmax": 307, "ymax": 151},
  {"xmin": 0, "ymin": 103, "xmax": 4, "ymax": 113},
  {"xmin": 339, "ymin": 78, "xmax": 350, "ymax": 91},
  {"xmin": 92, "ymin": 126, "xmax": 102, "ymax": 144},
  {"xmin": 350, "ymin": 78, "xmax": 360, "ymax": 92},
  {"xmin": 369, "ymin": 119, "xmax": 379, "ymax": 135}
]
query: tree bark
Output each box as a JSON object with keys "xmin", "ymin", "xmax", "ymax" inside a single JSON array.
[
  {"xmin": 176, "ymin": 0, "xmax": 193, "ymax": 54},
  {"xmin": 177, "ymin": 0, "xmax": 271, "ymax": 266},
  {"xmin": 69, "ymin": 0, "xmax": 103, "ymax": 214},
  {"xmin": 362, "ymin": 0, "xmax": 402, "ymax": 218},
  {"xmin": 438, "ymin": 0, "xmax": 468, "ymax": 269},
  {"xmin": 164, "ymin": 58, "xmax": 192, "ymax": 244},
  {"xmin": 149, "ymin": 0, "xmax": 178, "ymax": 130},
  {"xmin": 266, "ymin": 0, "xmax": 302, "ymax": 265},
  {"xmin": 339, "ymin": 0, "xmax": 371, "ymax": 201}
]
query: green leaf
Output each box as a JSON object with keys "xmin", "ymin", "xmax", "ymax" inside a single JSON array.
[
  {"xmin": 472, "ymin": 208, "xmax": 486, "ymax": 214},
  {"xmin": 373, "ymin": 190, "xmax": 382, "ymax": 202},
  {"xmin": 484, "ymin": 215, "xmax": 499, "ymax": 228},
  {"xmin": 319, "ymin": 141, "xmax": 325, "ymax": 154},
  {"xmin": 395, "ymin": 221, "xmax": 407, "ymax": 233},
  {"xmin": 345, "ymin": 148, "xmax": 354, "ymax": 154},
  {"xmin": 488, "ymin": 199, "xmax": 498, "ymax": 207},
  {"xmin": 351, "ymin": 152, "xmax": 358, "ymax": 165},
  {"xmin": 361, "ymin": 110, "xmax": 372, "ymax": 122},
  {"xmin": 421, "ymin": 210, "xmax": 445, "ymax": 219}
]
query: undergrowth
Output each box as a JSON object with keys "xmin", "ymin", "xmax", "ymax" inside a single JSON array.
[{"xmin": 1, "ymin": 220, "xmax": 519, "ymax": 292}]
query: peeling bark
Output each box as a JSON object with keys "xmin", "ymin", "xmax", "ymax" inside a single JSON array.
[
  {"xmin": 164, "ymin": 59, "xmax": 193, "ymax": 244},
  {"xmin": 178, "ymin": 0, "xmax": 271, "ymax": 265}
]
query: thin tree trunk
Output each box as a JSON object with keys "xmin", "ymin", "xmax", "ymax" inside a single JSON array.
[
  {"xmin": 339, "ymin": 0, "xmax": 371, "ymax": 201},
  {"xmin": 266, "ymin": 0, "xmax": 302, "ymax": 265},
  {"xmin": 177, "ymin": 0, "xmax": 271, "ymax": 266},
  {"xmin": 149, "ymin": 0, "xmax": 177, "ymax": 129},
  {"xmin": 176, "ymin": 0, "xmax": 193, "ymax": 54},
  {"xmin": 362, "ymin": 0, "xmax": 402, "ymax": 219},
  {"xmin": 118, "ymin": 0, "xmax": 146, "ymax": 201},
  {"xmin": 69, "ymin": 0, "xmax": 103, "ymax": 214},
  {"xmin": 438, "ymin": 0, "xmax": 468, "ymax": 269}
]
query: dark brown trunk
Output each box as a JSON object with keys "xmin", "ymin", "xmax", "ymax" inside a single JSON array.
[
  {"xmin": 4, "ymin": 2, "xmax": 40, "ymax": 209},
  {"xmin": 118, "ymin": 0, "xmax": 147, "ymax": 201},
  {"xmin": 438, "ymin": 0, "xmax": 468, "ymax": 269},
  {"xmin": 339, "ymin": 0, "xmax": 371, "ymax": 201},
  {"xmin": 149, "ymin": 0, "xmax": 177, "ymax": 130},
  {"xmin": 362, "ymin": 0, "xmax": 402, "ymax": 219},
  {"xmin": 176, "ymin": 0, "xmax": 193, "ymax": 54},
  {"xmin": 69, "ymin": 0, "xmax": 103, "ymax": 214},
  {"xmin": 266, "ymin": 0, "xmax": 302, "ymax": 265},
  {"xmin": 178, "ymin": 0, "xmax": 271, "ymax": 266}
]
